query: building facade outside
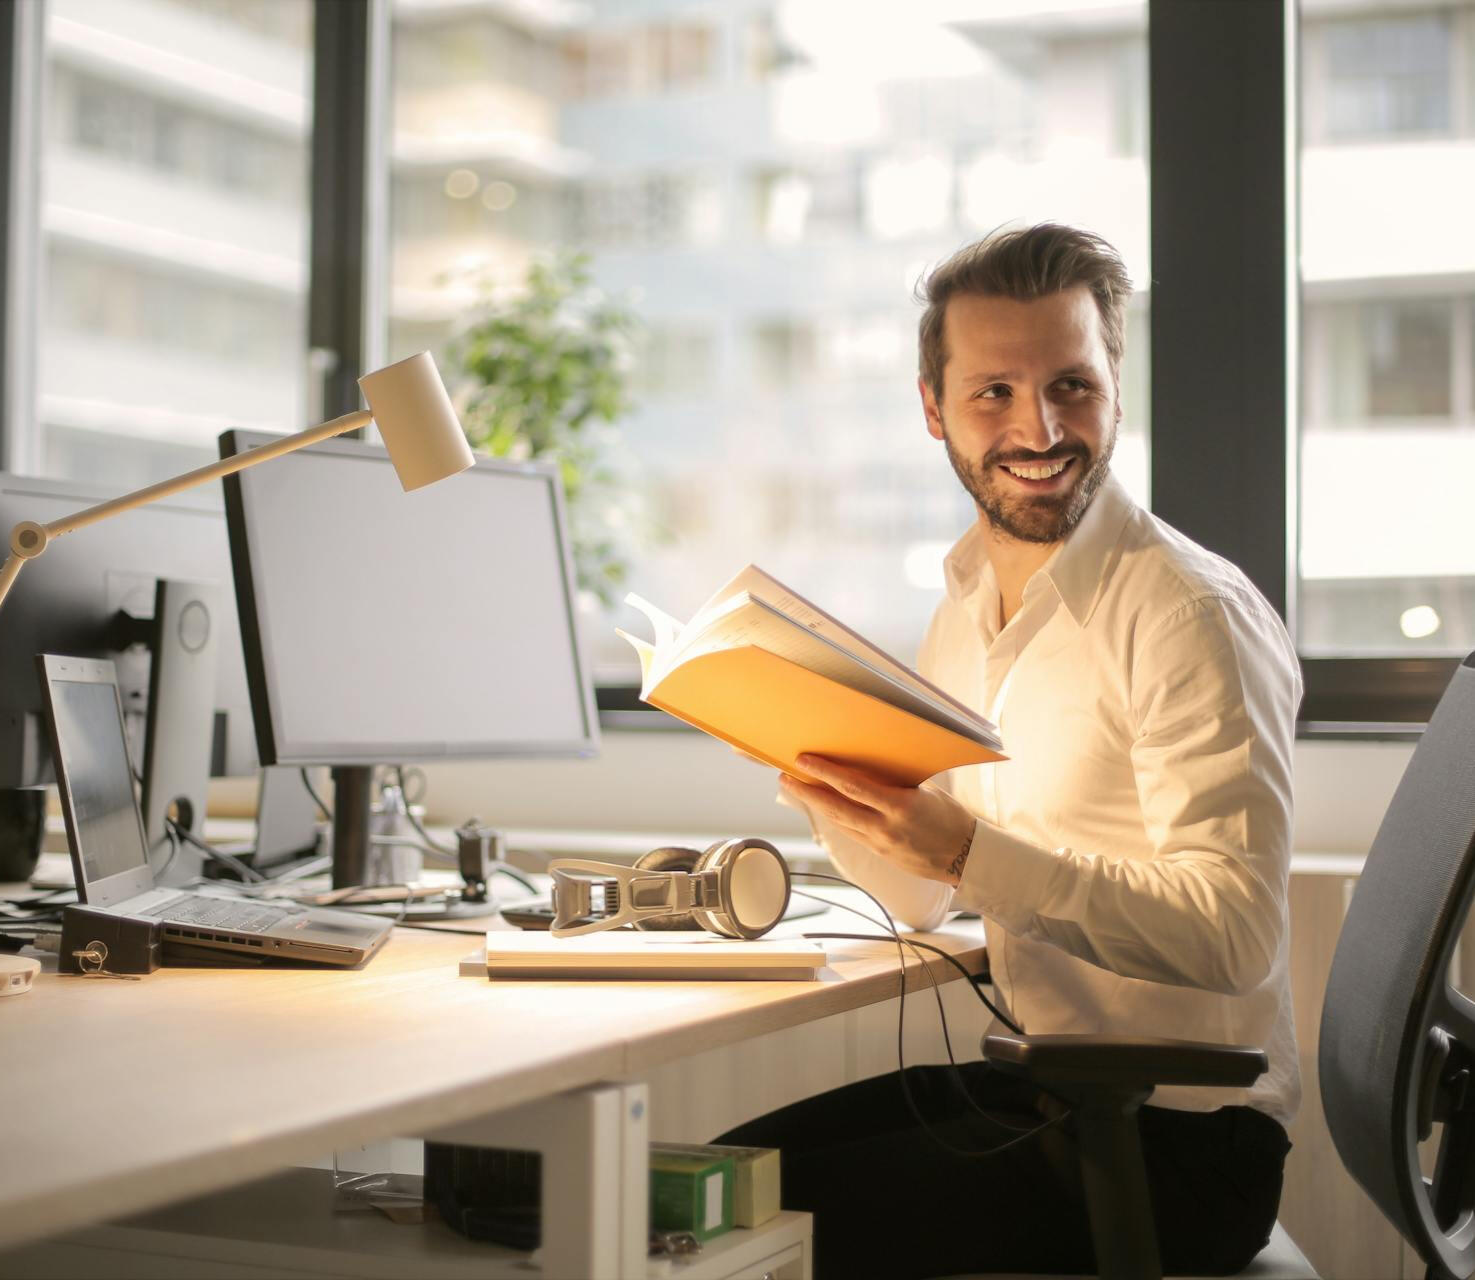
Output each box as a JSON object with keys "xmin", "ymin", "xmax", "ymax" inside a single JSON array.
[{"xmin": 25, "ymin": 0, "xmax": 1474, "ymax": 677}]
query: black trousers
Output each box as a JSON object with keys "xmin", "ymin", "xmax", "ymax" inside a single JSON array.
[{"xmin": 716, "ymin": 1063, "xmax": 1290, "ymax": 1279}]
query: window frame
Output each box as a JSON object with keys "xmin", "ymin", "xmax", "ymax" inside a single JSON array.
[{"xmin": 1150, "ymin": 0, "xmax": 1454, "ymax": 731}]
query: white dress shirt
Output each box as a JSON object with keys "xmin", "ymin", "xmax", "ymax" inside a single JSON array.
[{"xmin": 805, "ymin": 471, "xmax": 1302, "ymax": 1123}]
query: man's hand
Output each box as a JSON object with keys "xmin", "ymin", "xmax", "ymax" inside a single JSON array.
[{"xmin": 779, "ymin": 754, "xmax": 976, "ymax": 886}]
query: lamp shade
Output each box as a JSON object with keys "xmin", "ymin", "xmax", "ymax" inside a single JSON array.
[{"xmin": 358, "ymin": 351, "xmax": 475, "ymax": 492}]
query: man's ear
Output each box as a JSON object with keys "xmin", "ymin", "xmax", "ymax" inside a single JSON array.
[{"xmin": 919, "ymin": 376, "xmax": 945, "ymax": 441}]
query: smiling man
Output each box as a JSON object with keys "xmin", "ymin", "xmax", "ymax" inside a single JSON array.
[{"xmin": 719, "ymin": 225, "xmax": 1302, "ymax": 1278}]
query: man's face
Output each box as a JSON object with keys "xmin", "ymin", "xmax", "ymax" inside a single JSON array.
[{"xmin": 921, "ymin": 286, "xmax": 1119, "ymax": 545}]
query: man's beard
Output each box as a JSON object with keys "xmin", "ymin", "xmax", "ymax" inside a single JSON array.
[{"xmin": 942, "ymin": 422, "xmax": 1116, "ymax": 545}]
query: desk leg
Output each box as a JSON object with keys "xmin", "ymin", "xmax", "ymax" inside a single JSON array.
[{"xmin": 424, "ymin": 1081, "xmax": 648, "ymax": 1280}]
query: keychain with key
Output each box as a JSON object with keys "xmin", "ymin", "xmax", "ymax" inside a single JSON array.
[{"xmin": 66, "ymin": 939, "xmax": 143, "ymax": 981}]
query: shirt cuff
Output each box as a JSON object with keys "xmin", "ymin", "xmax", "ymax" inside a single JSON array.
[{"xmin": 955, "ymin": 818, "xmax": 1067, "ymax": 933}]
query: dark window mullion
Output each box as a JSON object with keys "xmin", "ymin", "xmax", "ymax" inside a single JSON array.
[
  {"xmin": 1147, "ymin": 0, "xmax": 1291, "ymax": 619},
  {"xmin": 309, "ymin": 0, "xmax": 372, "ymax": 420}
]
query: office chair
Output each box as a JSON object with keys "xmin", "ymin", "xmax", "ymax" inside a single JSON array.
[
  {"xmin": 1318, "ymin": 650, "xmax": 1475, "ymax": 1280},
  {"xmin": 947, "ymin": 652, "xmax": 1475, "ymax": 1279}
]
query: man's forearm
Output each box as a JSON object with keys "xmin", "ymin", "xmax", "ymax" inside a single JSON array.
[{"xmin": 955, "ymin": 822, "xmax": 1284, "ymax": 996}]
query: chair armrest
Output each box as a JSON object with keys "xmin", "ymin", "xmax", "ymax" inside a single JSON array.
[{"xmin": 984, "ymin": 1031, "xmax": 1268, "ymax": 1090}]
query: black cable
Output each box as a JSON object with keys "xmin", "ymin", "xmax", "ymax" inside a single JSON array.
[
  {"xmin": 396, "ymin": 765, "xmax": 428, "ymax": 807},
  {"xmin": 791, "ymin": 877, "xmax": 1020, "ymax": 1033},
  {"xmin": 393, "ymin": 766, "xmax": 458, "ymax": 858},
  {"xmin": 491, "ymin": 864, "xmax": 539, "ymax": 895},
  {"xmin": 153, "ymin": 823, "xmax": 180, "ymax": 883},
  {"xmin": 792, "ymin": 871, "xmax": 1063, "ymax": 1159},
  {"xmin": 164, "ymin": 818, "xmax": 264, "ymax": 883},
  {"xmin": 805, "ymin": 929, "xmax": 1021, "ymax": 1035},
  {"xmin": 389, "ymin": 767, "xmax": 538, "ymax": 894},
  {"xmin": 792, "ymin": 891, "xmax": 1035, "ymax": 1134},
  {"xmin": 791, "ymin": 888, "xmax": 965, "ymax": 1066},
  {"xmin": 300, "ymin": 768, "xmax": 332, "ymax": 821}
]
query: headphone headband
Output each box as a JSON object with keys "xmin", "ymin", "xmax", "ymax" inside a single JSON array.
[{"xmin": 547, "ymin": 838, "xmax": 791, "ymax": 940}]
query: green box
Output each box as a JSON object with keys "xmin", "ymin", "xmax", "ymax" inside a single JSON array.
[
  {"xmin": 649, "ymin": 1149, "xmax": 735, "ymax": 1243},
  {"xmin": 651, "ymin": 1142, "xmax": 781, "ymax": 1229}
]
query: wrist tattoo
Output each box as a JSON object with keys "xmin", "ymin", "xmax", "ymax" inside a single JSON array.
[{"xmin": 947, "ymin": 837, "xmax": 971, "ymax": 883}]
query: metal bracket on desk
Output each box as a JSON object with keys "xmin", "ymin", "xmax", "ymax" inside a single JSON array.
[{"xmin": 421, "ymin": 1081, "xmax": 648, "ymax": 1280}]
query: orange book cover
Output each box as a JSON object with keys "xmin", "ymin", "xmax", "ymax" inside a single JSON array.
[
  {"xmin": 648, "ymin": 646, "xmax": 1003, "ymax": 786},
  {"xmin": 619, "ymin": 568, "xmax": 1004, "ymax": 786}
]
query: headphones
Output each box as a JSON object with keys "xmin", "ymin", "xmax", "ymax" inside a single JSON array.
[{"xmin": 547, "ymin": 837, "xmax": 791, "ymax": 939}]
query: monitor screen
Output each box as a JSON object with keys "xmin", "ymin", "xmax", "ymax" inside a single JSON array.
[
  {"xmin": 48, "ymin": 676, "xmax": 149, "ymax": 888},
  {"xmin": 221, "ymin": 433, "xmax": 599, "ymax": 766}
]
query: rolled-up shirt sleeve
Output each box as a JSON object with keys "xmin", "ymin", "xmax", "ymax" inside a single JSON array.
[{"xmin": 954, "ymin": 594, "xmax": 1300, "ymax": 996}]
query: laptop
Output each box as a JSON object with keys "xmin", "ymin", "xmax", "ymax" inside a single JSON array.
[{"xmin": 37, "ymin": 654, "xmax": 391, "ymax": 967}]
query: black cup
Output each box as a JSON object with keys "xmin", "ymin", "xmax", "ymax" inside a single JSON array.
[{"xmin": 0, "ymin": 788, "xmax": 46, "ymax": 883}]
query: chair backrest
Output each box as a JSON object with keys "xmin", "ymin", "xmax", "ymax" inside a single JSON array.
[{"xmin": 1320, "ymin": 652, "xmax": 1475, "ymax": 1280}]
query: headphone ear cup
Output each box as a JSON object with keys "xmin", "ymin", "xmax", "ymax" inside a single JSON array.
[
  {"xmin": 635, "ymin": 846, "xmax": 700, "ymax": 874},
  {"xmin": 692, "ymin": 838, "xmax": 789, "ymax": 940},
  {"xmin": 632, "ymin": 846, "xmax": 701, "ymax": 931}
]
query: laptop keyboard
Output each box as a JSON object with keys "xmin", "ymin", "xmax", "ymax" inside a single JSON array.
[{"xmin": 144, "ymin": 894, "xmax": 300, "ymax": 934}]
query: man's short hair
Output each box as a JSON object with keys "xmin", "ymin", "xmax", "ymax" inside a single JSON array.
[{"xmin": 917, "ymin": 224, "xmax": 1132, "ymax": 402}]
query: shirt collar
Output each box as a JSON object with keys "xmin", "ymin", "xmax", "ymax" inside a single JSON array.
[
  {"xmin": 942, "ymin": 469, "xmax": 1137, "ymax": 630},
  {"xmin": 1040, "ymin": 470, "xmax": 1136, "ymax": 627}
]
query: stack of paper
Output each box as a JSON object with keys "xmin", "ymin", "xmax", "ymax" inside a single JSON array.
[{"xmin": 468, "ymin": 930, "xmax": 827, "ymax": 981}]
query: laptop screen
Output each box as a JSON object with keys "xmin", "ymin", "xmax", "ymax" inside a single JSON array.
[{"xmin": 49, "ymin": 678, "xmax": 150, "ymax": 888}]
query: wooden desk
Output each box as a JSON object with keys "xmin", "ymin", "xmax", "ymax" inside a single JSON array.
[{"xmin": 0, "ymin": 907, "xmax": 987, "ymax": 1277}]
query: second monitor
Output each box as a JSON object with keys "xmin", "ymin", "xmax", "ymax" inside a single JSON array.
[{"xmin": 220, "ymin": 430, "xmax": 599, "ymax": 888}]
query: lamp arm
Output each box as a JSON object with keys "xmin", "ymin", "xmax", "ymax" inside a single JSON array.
[
  {"xmin": 48, "ymin": 409, "xmax": 374, "ymax": 539},
  {"xmin": 0, "ymin": 408, "xmax": 373, "ymax": 614},
  {"xmin": 0, "ymin": 551, "xmax": 22, "ymax": 611}
]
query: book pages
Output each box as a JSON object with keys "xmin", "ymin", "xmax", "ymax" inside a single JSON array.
[
  {"xmin": 722, "ymin": 565, "xmax": 987, "ymax": 730},
  {"xmin": 664, "ymin": 595, "xmax": 997, "ymax": 747},
  {"xmin": 620, "ymin": 569, "xmax": 1000, "ymax": 748}
]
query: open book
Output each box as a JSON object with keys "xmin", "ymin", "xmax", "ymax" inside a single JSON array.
[{"xmin": 617, "ymin": 565, "xmax": 1004, "ymax": 787}]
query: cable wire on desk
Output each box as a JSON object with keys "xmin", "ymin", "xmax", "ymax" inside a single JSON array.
[
  {"xmin": 792, "ymin": 871, "xmax": 1062, "ymax": 1159},
  {"xmin": 389, "ymin": 766, "xmax": 540, "ymax": 895},
  {"xmin": 164, "ymin": 818, "xmax": 264, "ymax": 883},
  {"xmin": 300, "ymin": 768, "xmax": 332, "ymax": 821},
  {"xmin": 791, "ymin": 884, "xmax": 1033, "ymax": 1134},
  {"xmin": 791, "ymin": 888, "xmax": 968, "ymax": 1065},
  {"xmin": 394, "ymin": 766, "xmax": 455, "ymax": 857}
]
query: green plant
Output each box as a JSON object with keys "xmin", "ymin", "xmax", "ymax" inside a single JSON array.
[{"xmin": 451, "ymin": 253, "xmax": 642, "ymax": 607}]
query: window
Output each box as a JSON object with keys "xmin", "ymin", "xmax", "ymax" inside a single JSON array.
[
  {"xmin": 563, "ymin": 22, "xmax": 717, "ymax": 100},
  {"xmin": 1307, "ymin": 11, "xmax": 1456, "ymax": 142},
  {"xmin": 22, "ymin": 0, "xmax": 313, "ymax": 491},
  {"xmin": 3, "ymin": 0, "xmax": 1454, "ymax": 726},
  {"xmin": 754, "ymin": 164, "xmax": 862, "ymax": 242},
  {"xmin": 386, "ymin": 0, "xmax": 1149, "ymax": 680},
  {"xmin": 1298, "ymin": 2, "xmax": 1475, "ymax": 664}
]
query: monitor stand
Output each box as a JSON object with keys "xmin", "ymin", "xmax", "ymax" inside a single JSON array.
[
  {"xmin": 326, "ymin": 766, "xmax": 501, "ymax": 919},
  {"xmin": 330, "ymin": 765, "xmax": 375, "ymax": 889}
]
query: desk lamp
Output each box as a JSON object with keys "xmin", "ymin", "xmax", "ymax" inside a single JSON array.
[{"xmin": 0, "ymin": 352, "xmax": 473, "ymax": 612}]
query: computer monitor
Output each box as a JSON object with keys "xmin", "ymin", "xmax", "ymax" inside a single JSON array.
[
  {"xmin": 219, "ymin": 431, "xmax": 599, "ymax": 888},
  {"xmin": 0, "ymin": 475, "xmax": 262, "ymax": 866}
]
